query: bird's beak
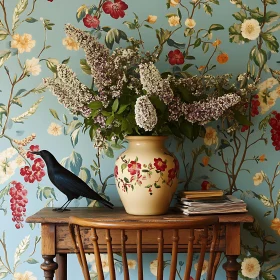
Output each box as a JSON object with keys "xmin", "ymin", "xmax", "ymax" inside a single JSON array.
[{"xmin": 30, "ymin": 151, "xmax": 41, "ymax": 155}]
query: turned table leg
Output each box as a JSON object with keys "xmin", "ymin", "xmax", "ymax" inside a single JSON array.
[
  {"xmin": 224, "ymin": 223, "xmax": 241, "ymax": 280},
  {"xmin": 55, "ymin": 254, "xmax": 67, "ymax": 280},
  {"xmin": 41, "ymin": 255, "xmax": 58, "ymax": 280},
  {"xmin": 223, "ymin": 255, "xmax": 241, "ymax": 280}
]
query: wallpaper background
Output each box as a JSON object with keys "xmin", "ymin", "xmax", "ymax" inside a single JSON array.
[{"xmin": 1, "ymin": 0, "xmax": 280, "ymax": 279}]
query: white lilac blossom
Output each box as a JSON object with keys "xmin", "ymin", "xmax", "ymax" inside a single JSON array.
[
  {"xmin": 135, "ymin": 96, "xmax": 157, "ymax": 131},
  {"xmin": 139, "ymin": 62, "xmax": 173, "ymax": 105},
  {"xmin": 43, "ymin": 64, "xmax": 94, "ymax": 117},
  {"xmin": 183, "ymin": 93, "xmax": 241, "ymax": 124},
  {"xmin": 65, "ymin": 24, "xmax": 138, "ymax": 98}
]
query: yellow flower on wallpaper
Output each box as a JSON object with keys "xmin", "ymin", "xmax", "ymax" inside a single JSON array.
[
  {"xmin": 25, "ymin": 57, "xmax": 41, "ymax": 76},
  {"xmin": 127, "ymin": 259, "xmax": 137, "ymax": 269},
  {"xmin": 257, "ymin": 77, "xmax": 278, "ymax": 92},
  {"xmin": 212, "ymin": 39, "xmax": 221, "ymax": 46},
  {"xmin": 194, "ymin": 260, "xmax": 208, "ymax": 275},
  {"xmin": 13, "ymin": 271, "xmax": 37, "ymax": 280},
  {"xmin": 11, "ymin": 33, "xmax": 35, "ymax": 53},
  {"xmin": 185, "ymin": 18, "xmax": 196, "ymax": 28},
  {"xmin": 202, "ymin": 156, "xmax": 209, "ymax": 166},
  {"xmin": 168, "ymin": 15, "xmax": 180, "ymax": 26},
  {"xmin": 170, "ymin": 0, "xmax": 180, "ymax": 7},
  {"xmin": 271, "ymin": 218, "xmax": 280, "ymax": 235},
  {"xmin": 253, "ymin": 172, "xmax": 264, "ymax": 186},
  {"xmin": 47, "ymin": 123, "xmax": 62, "ymax": 136},
  {"xmin": 258, "ymin": 154, "xmax": 266, "ymax": 162},
  {"xmin": 146, "ymin": 15, "xmax": 157, "ymax": 24},
  {"xmin": 204, "ymin": 127, "xmax": 218, "ymax": 146},
  {"xmin": 62, "ymin": 36, "xmax": 79, "ymax": 50}
]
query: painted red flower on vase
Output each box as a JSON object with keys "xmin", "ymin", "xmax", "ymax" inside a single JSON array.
[
  {"xmin": 168, "ymin": 168, "xmax": 176, "ymax": 181},
  {"xmin": 168, "ymin": 49, "xmax": 184, "ymax": 65},
  {"xmin": 128, "ymin": 161, "xmax": 141, "ymax": 175},
  {"xmin": 154, "ymin": 158, "xmax": 167, "ymax": 172},
  {"xmin": 83, "ymin": 14, "xmax": 100, "ymax": 28},
  {"xmin": 102, "ymin": 0, "xmax": 128, "ymax": 19},
  {"xmin": 114, "ymin": 165, "xmax": 118, "ymax": 177},
  {"xmin": 173, "ymin": 158, "xmax": 179, "ymax": 172}
]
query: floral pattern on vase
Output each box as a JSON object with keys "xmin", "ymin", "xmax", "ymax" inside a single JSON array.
[{"xmin": 115, "ymin": 136, "xmax": 179, "ymax": 215}]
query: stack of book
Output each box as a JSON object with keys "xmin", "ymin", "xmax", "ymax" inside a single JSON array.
[{"xmin": 176, "ymin": 190, "xmax": 247, "ymax": 215}]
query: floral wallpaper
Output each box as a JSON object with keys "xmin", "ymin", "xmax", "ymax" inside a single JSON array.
[{"xmin": 1, "ymin": 0, "xmax": 280, "ymax": 279}]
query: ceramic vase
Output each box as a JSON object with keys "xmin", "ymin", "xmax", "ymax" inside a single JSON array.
[{"xmin": 114, "ymin": 136, "xmax": 179, "ymax": 215}]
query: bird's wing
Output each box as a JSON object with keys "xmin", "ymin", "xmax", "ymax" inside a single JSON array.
[{"xmin": 52, "ymin": 167, "xmax": 107, "ymax": 201}]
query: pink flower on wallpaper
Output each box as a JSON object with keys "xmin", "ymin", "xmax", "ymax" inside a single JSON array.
[
  {"xmin": 83, "ymin": 14, "xmax": 100, "ymax": 28},
  {"xmin": 168, "ymin": 49, "xmax": 184, "ymax": 65},
  {"xmin": 102, "ymin": 0, "xmax": 128, "ymax": 19},
  {"xmin": 128, "ymin": 161, "xmax": 141, "ymax": 175},
  {"xmin": 154, "ymin": 158, "xmax": 167, "ymax": 172}
]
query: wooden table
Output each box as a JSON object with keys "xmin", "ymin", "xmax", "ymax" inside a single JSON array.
[{"xmin": 26, "ymin": 207, "xmax": 253, "ymax": 280}]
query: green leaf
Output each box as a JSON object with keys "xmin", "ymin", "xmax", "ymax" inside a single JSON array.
[
  {"xmin": 117, "ymin": 104, "xmax": 129, "ymax": 114},
  {"xmin": 182, "ymin": 64, "xmax": 193, "ymax": 71},
  {"xmin": 209, "ymin": 24, "xmax": 224, "ymax": 31},
  {"xmin": 105, "ymin": 28, "xmax": 120, "ymax": 49},
  {"xmin": 12, "ymin": 0, "xmax": 28, "ymax": 31},
  {"xmin": 105, "ymin": 147, "xmax": 114, "ymax": 158},
  {"xmin": 202, "ymin": 42, "xmax": 209, "ymax": 53},
  {"xmin": 88, "ymin": 101, "xmax": 102, "ymax": 110},
  {"xmin": 60, "ymin": 151, "xmax": 83, "ymax": 176},
  {"xmin": 80, "ymin": 59, "xmax": 91, "ymax": 75},
  {"xmin": 79, "ymin": 167, "xmax": 91, "ymax": 184},
  {"xmin": 26, "ymin": 258, "xmax": 38, "ymax": 264},
  {"xmin": 71, "ymin": 128, "xmax": 80, "ymax": 147},
  {"xmin": 233, "ymin": 110, "xmax": 253, "ymax": 126},
  {"xmin": 180, "ymin": 121, "xmax": 199, "ymax": 141},
  {"xmin": 49, "ymin": 109, "xmax": 60, "ymax": 120},
  {"xmin": 0, "ymin": 50, "xmax": 11, "ymax": 67},
  {"xmin": 123, "ymin": 21, "xmax": 136, "ymax": 29},
  {"xmin": 262, "ymin": 272, "xmax": 276, "ymax": 280},
  {"xmin": 62, "ymin": 57, "xmax": 70, "ymax": 64},
  {"xmin": 66, "ymin": 120, "xmax": 82, "ymax": 134},
  {"xmin": 106, "ymin": 115, "xmax": 114, "ymax": 126},
  {"xmin": 253, "ymin": 48, "xmax": 267, "ymax": 68},
  {"xmin": 112, "ymin": 99, "xmax": 119, "ymax": 113},
  {"xmin": 265, "ymin": 11, "xmax": 280, "ymax": 23},
  {"xmin": 267, "ymin": 263, "xmax": 280, "ymax": 272},
  {"xmin": 156, "ymin": 28, "xmax": 172, "ymax": 45},
  {"xmin": 203, "ymin": 4, "xmax": 213, "ymax": 15},
  {"xmin": 167, "ymin": 38, "xmax": 186, "ymax": 49},
  {"xmin": 121, "ymin": 163, "xmax": 127, "ymax": 172},
  {"xmin": 0, "ymin": 30, "xmax": 8, "ymax": 41},
  {"xmin": 232, "ymin": 10, "xmax": 247, "ymax": 22},
  {"xmin": 25, "ymin": 17, "xmax": 38, "ymax": 23},
  {"xmin": 265, "ymin": 235, "xmax": 276, "ymax": 244},
  {"xmin": 193, "ymin": 38, "xmax": 201, "ymax": 48},
  {"xmin": 266, "ymin": 23, "xmax": 280, "ymax": 33},
  {"xmin": 14, "ymin": 235, "xmax": 30, "ymax": 268},
  {"xmin": 184, "ymin": 28, "xmax": 195, "ymax": 37}
]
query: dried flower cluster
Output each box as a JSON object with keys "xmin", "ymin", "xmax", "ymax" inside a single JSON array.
[{"xmin": 44, "ymin": 24, "xmax": 253, "ymax": 141}]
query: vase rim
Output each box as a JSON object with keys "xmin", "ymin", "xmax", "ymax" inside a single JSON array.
[{"xmin": 125, "ymin": 136, "xmax": 168, "ymax": 141}]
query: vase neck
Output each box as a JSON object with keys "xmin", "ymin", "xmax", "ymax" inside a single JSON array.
[{"xmin": 126, "ymin": 137, "xmax": 167, "ymax": 150}]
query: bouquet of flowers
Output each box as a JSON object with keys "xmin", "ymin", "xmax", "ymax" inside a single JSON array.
[{"xmin": 44, "ymin": 24, "xmax": 253, "ymax": 143}]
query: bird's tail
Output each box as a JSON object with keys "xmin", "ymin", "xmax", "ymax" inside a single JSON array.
[{"xmin": 100, "ymin": 198, "xmax": 114, "ymax": 209}]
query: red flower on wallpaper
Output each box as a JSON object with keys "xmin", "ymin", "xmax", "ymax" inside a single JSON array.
[
  {"xmin": 201, "ymin": 180, "xmax": 211, "ymax": 190},
  {"xmin": 83, "ymin": 14, "xmax": 100, "ymax": 28},
  {"xmin": 48, "ymin": 0, "xmax": 53, "ymax": 2},
  {"xmin": 27, "ymin": 144, "xmax": 39, "ymax": 160},
  {"xmin": 154, "ymin": 158, "xmax": 167, "ymax": 172},
  {"xmin": 9, "ymin": 181, "xmax": 28, "ymax": 229},
  {"xmin": 128, "ymin": 161, "xmax": 141, "ymax": 175},
  {"xmin": 168, "ymin": 49, "xmax": 184, "ymax": 65},
  {"xmin": 102, "ymin": 0, "xmax": 128, "ymax": 19}
]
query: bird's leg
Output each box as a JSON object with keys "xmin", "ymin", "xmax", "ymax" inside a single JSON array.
[
  {"xmin": 53, "ymin": 200, "xmax": 71, "ymax": 212},
  {"xmin": 60, "ymin": 200, "xmax": 72, "ymax": 212}
]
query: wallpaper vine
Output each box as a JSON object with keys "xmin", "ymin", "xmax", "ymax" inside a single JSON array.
[{"xmin": 0, "ymin": 0, "xmax": 280, "ymax": 279}]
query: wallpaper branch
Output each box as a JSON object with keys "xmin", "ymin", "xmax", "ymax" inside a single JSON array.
[{"xmin": 1, "ymin": 0, "xmax": 280, "ymax": 279}]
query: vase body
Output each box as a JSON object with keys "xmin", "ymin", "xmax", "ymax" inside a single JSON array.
[{"xmin": 114, "ymin": 136, "xmax": 179, "ymax": 215}]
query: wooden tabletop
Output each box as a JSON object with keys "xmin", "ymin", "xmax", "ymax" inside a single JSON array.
[{"xmin": 26, "ymin": 207, "xmax": 254, "ymax": 224}]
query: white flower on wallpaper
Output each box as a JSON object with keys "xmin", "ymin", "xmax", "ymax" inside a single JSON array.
[
  {"xmin": 11, "ymin": 34, "xmax": 36, "ymax": 53},
  {"xmin": 25, "ymin": 58, "xmax": 41, "ymax": 76},
  {"xmin": 150, "ymin": 259, "xmax": 158, "ymax": 276},
  {"xmin": 194, "ymin": 260, "xmax": 208, "ymax": 276},
  {"xmin": 241, "ymin": 19, "xmax": 261, "ymax": 41},
  {"xmin": 127, "ymin": 259, "xmax": 137, "ymax": 269},
  {"xmin": 203, "ymin": 127, "xmax": 218, "ymax": 146},
  {"xmin": 47, "ymin": 123, "xmax": 62, "ymax": 136},
  {"xmin": 241, "ymin": 257, "xmax": 261, "ymax": 278},
  {"xmin": 253, "ymin": 172, "xmax": 264, "ymax": 186},
  {"xmin": 13, "ymin": 271, "xmax": 37, "ymax": 280},
  {"xmin": 0, "ymin": 148, "xmax": 24, "ymax": 184},
  {"xmin": 185, "ymin": 18, "xmax": 196, "ymax": 29}
]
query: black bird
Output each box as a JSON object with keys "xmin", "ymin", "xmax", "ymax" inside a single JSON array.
[{"xmin": 31, "ymin": 150, "xmax": 114, "ymax": 212}]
